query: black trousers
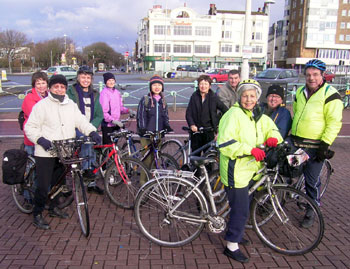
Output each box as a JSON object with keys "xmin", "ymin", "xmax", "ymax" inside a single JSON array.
[
  {"xmin": 190, "ymin": 131, "xmax": 215, "ymax": 156},
  {"xmin": 101, "ymin": 125, "xmax": 120, "ymax": 145},
  {"xmin": 33, "ymin": 157, "xmax": 64, "ymax": 216}
]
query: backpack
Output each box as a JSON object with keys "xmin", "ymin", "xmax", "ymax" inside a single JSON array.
[
  {"xmin": 2, "ymin": 149, "xmax": 28, "ymax": 185},
  {"xmin": 18, "ymin": 110, "xmax": 25, "ymax": 131}
]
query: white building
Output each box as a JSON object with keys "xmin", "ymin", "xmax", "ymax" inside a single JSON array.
[{"xmin": 136, "ymin": 4, "xmax": 272, "ymax": 72}]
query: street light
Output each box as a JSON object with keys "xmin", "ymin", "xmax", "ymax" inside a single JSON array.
[
  {"xmin": 272, "ymin": 23, "xmax": 277, "ymax": 68},
  {"xmin": 241, "ymin": 0, "xmax": 252, "ymax": 80},
  {"xmin": 63, "ymin": 34, "xmax": 67, "ymax": 52},
  {"xmin": 90, "ymin": 51, "xmax": 95, "ymax": 73}
]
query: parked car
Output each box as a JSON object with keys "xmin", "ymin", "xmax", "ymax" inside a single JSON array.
[
  {"xmin": 176, "ymin": 65, "xmax": 204, "ymax": 72},
  {"xmin": 46, "ymin": 66, "xmax": 77, "ymax": 80},
  {"xmin": 324, "ymin": 71, "xmax": 335, "ymax": 83},
  {"xmin": 206, "ymin": 68, "xmax": 230, "ymax": 82},
  {"xmin": 254, "ymin": 68, "xmax": 299, "ymax": 90}
]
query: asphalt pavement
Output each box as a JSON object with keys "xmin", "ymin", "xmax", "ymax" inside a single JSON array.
[{"xmin": 0, "ymin": 109, "xmax": 350, "ymax": 268}]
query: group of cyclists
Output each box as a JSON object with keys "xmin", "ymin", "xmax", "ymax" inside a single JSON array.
[{"xmin": 20, "ymin": 58, "xmax": 343, "ymax": 263}]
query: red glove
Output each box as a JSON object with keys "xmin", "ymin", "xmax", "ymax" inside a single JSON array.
[
  {"xmin": 251, "ymin": 148, "xmax": 266, "ymax": 161},
  {"xmin": 265, "ymin": 137, "xmax": 278, "ymax": 148}
]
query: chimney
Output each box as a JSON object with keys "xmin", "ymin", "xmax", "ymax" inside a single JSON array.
[{"xmin": 209, "ymin": 4, "xmax": 217, "ymax": 15}]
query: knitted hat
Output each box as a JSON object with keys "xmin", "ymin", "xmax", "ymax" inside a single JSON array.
[
  {"xmin": 266, "ymin": 84, "xmax": 284, "ymax": 100},
  {"xmin": 149, "ymin": 75, "xmax": 164, "ymax": 91},
  {"xmin": 103, "ymin": 72, "xmax": 115, "ymax": 84},
  {"xmin": 49, "ymin": 74, "xmax": 67, "ymax": 88}
]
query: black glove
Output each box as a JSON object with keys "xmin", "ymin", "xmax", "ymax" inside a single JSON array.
[
  {"xmin": 37, "ymin": 137, "xmax": 52, "ymax": 151},
  {"xmin": 138, "ymin": 128, "xmax": 146, "ymax": 136},
  {"xmin": 316, "ymin": 141, "xmax": 330, "ymax": 162},
  {"xmin": 89, "ymin": 131, "xmax": 102, "ymax": 145}
]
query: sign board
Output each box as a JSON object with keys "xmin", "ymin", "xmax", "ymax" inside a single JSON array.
[
  {"xmin": 242, "ymin": 45, "xmax": 252, "ymax": 59},
  {"xmin": 125, "ymin": 51, "xmax": 129, "ymax": 57}
]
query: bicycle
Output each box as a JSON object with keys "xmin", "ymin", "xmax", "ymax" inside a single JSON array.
[
  {"xmin": 93, "ymin": 130, "xmax": 151, "ymax": 209},
  {"xmin": 11, "ymin": 138, "xmax": 93, "ymax": 237},
  {"xmin": 134, "ymin": 142, "xmax": 324, "ymax": 255}
]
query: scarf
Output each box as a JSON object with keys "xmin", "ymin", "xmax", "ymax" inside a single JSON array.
[
  {"xmin": 75, "ymin": 84, "xmax": 95, "ymax": 121},
  {"xmin": 50, "ymin": 92, "xmax": 65, "ymax": 103}
]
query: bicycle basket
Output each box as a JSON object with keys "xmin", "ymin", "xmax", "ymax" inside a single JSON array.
[{"xmin": 51, "ymin": 138, "xmax": 87, "ymax": 164}]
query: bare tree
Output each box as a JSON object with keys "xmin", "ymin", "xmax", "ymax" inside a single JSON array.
[{"xmin": 0, "ymin": 29, "xmax": 28, "ymax": 73}]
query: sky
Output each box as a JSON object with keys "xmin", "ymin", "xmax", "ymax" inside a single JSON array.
[{"xmin": 0, "ymin": 0, "xmax": 284, "ymax": 54}]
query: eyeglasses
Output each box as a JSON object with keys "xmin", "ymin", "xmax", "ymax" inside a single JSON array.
[{"xmin": 267, "ymin": 95, "xmax": 282, "ymax": 99}]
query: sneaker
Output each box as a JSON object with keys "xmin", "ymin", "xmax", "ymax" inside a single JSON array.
[
  {"xmin": 83, "ymin": 169, "xmax": 96, "ymax": 180},
  {"xmin": 239, "ymin": 237, "xmax": 250, "ymax": 246},
  {"xmin": 49, "ymin": 207, "xmax": 69, "ymax": 219},
  {"xmin": 223, "ymin": 247, "xmax": 249, "ymax": 263},
  {"xmin": 301, "ymin": 208, "xmax": 315, "ymax": 228},
  {"xmin": 33, "ymin": 214, "xmax": 50, "ymax": 230}
]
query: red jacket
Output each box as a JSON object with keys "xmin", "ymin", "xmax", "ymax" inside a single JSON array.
[{"xmin": 22, "ymin": 88, "xmax": 46, "ymax": 146}]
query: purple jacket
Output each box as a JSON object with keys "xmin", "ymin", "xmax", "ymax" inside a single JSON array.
[{"xmin": 99, "ymin": 87, "xmax": 129, "ymax": 127}]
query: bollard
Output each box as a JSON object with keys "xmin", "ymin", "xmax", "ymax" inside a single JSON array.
[
  {"xmin": 99, "ymin": 81, "xmax": 103, "ymax": 92},
  {"xmin": 1, "ymin": 70, "xmax": 7, "ymax": 81},
  {"xmin": 170, "ymin": 91, "xmax": 177, "ymax": 112},
  {"xmin": 193, "ymin": 80, "xmax": 198, "ymax": 92}
]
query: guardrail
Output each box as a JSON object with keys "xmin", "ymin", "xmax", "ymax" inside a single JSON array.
[{"xmin": 1, "ymin": 81, "xmax": 350, "ymax": 111}]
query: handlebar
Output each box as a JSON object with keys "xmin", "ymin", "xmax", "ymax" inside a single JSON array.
[{"xmin": 182, "ymin": 126, "xmax": 215, "ymax": 135}]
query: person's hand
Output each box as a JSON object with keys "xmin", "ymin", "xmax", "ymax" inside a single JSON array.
[
  {"xmin": 265, "ymin": 137, "xmax": 278, "ymax": 148},
  {"xmin": 316, "ymin": 141, "xmax": 331, "ymax": 162},
  {"xmin": 89, "ymin": 131, "xmax": 102, "ymax": 145},
  {"xmin": 112, "ymin": 120, "xmax": 124, "ymax": 128},
  {"xmin": 251, "ymin": 148, "xmax": 265, "ymax": 161},
  {"xmin": 37, "ymin": 137, "xmax": 52, "ymax": 151},
  {"xmin": 190, "ymin": 125, "xmax": 198, "ymax": 133}
]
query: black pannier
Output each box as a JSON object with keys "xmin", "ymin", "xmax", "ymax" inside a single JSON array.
[{"xmin": 2, "ymin": 149, "xmax": 28, "ymax": 185}]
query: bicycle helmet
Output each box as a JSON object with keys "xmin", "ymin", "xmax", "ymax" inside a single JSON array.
[
  {"xmin": 237, "ymin": 79, "xmax": 262, "ymax": 100},
  {"xmin": 78, "ymin": 65, "xmax": 94, "ymax": 75},
  {"xmin": 304, "ymin": 59, "xmax": 326, "ymax": 73}
]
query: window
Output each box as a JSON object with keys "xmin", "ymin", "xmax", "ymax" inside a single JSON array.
[
  {"xmin": 299, "ymin": 21, "xmax": 302, "ymax": 29},
  {"xmin": 348, "ymin": 10, "xmax": 350, "ymax": 16},
  {"xmin": 154, "ymin": 44, "xmax": 170, "ymax": 53},
  {"xmin": 341, "ymin": 22, "xmax": 346, "ymax": 29},
  {"xmin": 299, "ymin": 8, "xmax": 303, "ymax": 16},
  {"xmin": 195, "ymin": 26, "xmax": 211, "ymax": 36},
  {"xmin": 174, "ymin": 25, "xmax": 192, "ymax": 35},
  {"xmin": 291, "ymin": 24, "xmax": 295, "ymax": 31},
  {"xmin": 342, "ymin": 10, "xmax": 347, "ymax": 16},
  {"xmin": 154, "ymin": 25, "xmax": 169, "ymax": 35},
  {"xmin": 194, "ymin": 45, "xmax": 210, "ymax": 53},
  {"xmin": 346, "ymin": 35, "xmax": 350, "ymax": 41},
  {"xmin": 252, "ymin": 45, "xmax": 262, "ymax": 53},
  {"xmin": 221, "ymin": 44, "xmax": 232, "ymax": 53},
  {"xmin": 176, "ymin": 11, "xmax": 190, "ymax": 18},
  {"xmin": 300, "ymin": 0, "xmax": 304, "ymax": 3},
  {"xmin": 235, "ymin": 45, "xmax": 240, "ymax": 52},
  {"xmin": 343, "ymin": 0, "xmax": 347, "ymax": 3},
  {"xmin": 347, "ymin": 22, "xmax": 350, "ymax": 28},
  {"xmin": 297, "ymin": 33, "xmax": 301, "ymax": 41},
  {"xmin": 255, "ymin": 32, "xmax": 262, "ymax": 40},
  {"xmin": 222, "ymin": 31, "xmax": 232, "ymax": 39},
  {"xmin": 173, "ymin": 44, "xmax": 191, "ymax": 53}
]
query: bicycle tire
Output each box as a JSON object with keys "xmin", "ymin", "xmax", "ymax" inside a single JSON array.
[
  {"xmin": 296, "ymin": 159, "xmax": 332, "ymax": 199},
  {"xmin": 121, "ymin": 139, "xmax": 142, "ymax": 158},
  {"xmin": 251, "ymin": 185, "xmax": 324, "ymax": 255},
  {"xmin": 73, "ymin": 172, "xmax": 90, "ymax": 237},
  {"xmin": 97, "ymin": 147, "xmax": 114, "ymax": 177},
  {"xmin": 11, "ymin": 156, "xmax": 36, "ymax": 214},
  {"xmin": 56, "ymin": 174, "xmax": 74, "ymax": 209},
  {"xmin": 160, "ymin": 139, "xmax": 186, "ymax": 167},
  {"xmin": 134, "ymin": 177, "xmax": 207, "ymax": 247},
  {"xmin": 151, "ymin": 152, "xmax": 180, "ymax": 170},
  {"xmin": 343, "ymin": 95, "xmax": 349, "ymax": 108},
  {"xmin": 104, "ymin": 157, "xmax": 149, "ymax": 209}
]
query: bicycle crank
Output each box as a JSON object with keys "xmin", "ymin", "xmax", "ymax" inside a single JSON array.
[{"xmin": 208, "ymin": 216, "xmax": 226, "ymax": 233}]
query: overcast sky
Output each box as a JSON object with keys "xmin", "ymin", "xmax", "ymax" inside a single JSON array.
[{"xmin": 1, "ymin": 0, "xmax": 284, "ymax": 53}]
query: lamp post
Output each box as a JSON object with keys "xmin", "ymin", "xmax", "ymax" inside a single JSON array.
[
  {"xmin": 90, "ymin": 51, "xmax": 95, "ymax": 73},
  {"xmin": 241, "ymin": 0, "xmax": 252, "ymax": 80},
  {"xmin": 272, "ymin": 23, "xmax": 277, "ymax": 68},
  {"xmin": 64, "ymin": 34, "xmax": 67, "ymax": 52}
]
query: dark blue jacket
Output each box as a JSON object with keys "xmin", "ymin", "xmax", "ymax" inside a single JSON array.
[
  {"xmin": 136, "ymin": 94, "xmax": 170, "ymax": 136},
  {"xmin": 262, "ymin": 103, "xmax": 292, "ymax": 139}
]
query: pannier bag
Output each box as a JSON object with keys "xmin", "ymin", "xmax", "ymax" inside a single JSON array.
[{"xmin": 2, "ymin": 149, "xmax": 28, "ymax": 185}]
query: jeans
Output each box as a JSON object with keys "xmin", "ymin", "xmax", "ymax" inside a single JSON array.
[
  {"xmin": 79, "ymin": 143, "xmax": 97, "ymax": 170},
  {"xmin": 24, "ymin": 145, "xmax": 34, "ymax": 156}
]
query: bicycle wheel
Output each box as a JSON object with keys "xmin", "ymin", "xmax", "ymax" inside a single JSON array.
[
  {"xmin": 11, "ymin": 156, "xmax": 35, "ymax": 214},
  {"xmin": 96, "ymin": 147, "xmax": 114, "ymax": 177},
  {"xmin": 251, "ymin": 185, "xmax": 324, "ymax": 255},
  {"xmin": 104, "ymin": 157, "xmax": 149, "ymax": 209},
  {"xmin": 343, "ymin": 95, "xmax": 349, "ymax": 108},
  {"xmin": 296, "ymin": 159, "xmax": 332, "ymax": 199},
  {"xmin": 56, "ymin": 173, "xmax": 74, "ymax": 209},
  {"xmin": 160, "ymin": 139, "xmax": 186, "ymax": 167},
  {"xmin": 151, "ymin": 152, "xmax": 180, "ymax": 170},
  {"xmin": 73, "ymin": 173, "xmax": 90, "ymax": 237},
  {"xmin": 134, "ymin": 177, "xmax": 206, "ymax": 247}
]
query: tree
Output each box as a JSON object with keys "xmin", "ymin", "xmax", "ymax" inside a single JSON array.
[
  {"xmin": 0, "ymin": 29, "xmax": 28, "ymax": 73},
  {"xmin": 83, "ymin": 42, "xmax": 124, "ymax": 69}
]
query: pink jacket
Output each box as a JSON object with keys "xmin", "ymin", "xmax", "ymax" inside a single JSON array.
[
  {"xmin": 99, "ymin": 87, "xmax": 129, "ymax": 127},
  {"xmin": 22, "ymin": 88, "xmax": 46, "ymax": 146}
]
